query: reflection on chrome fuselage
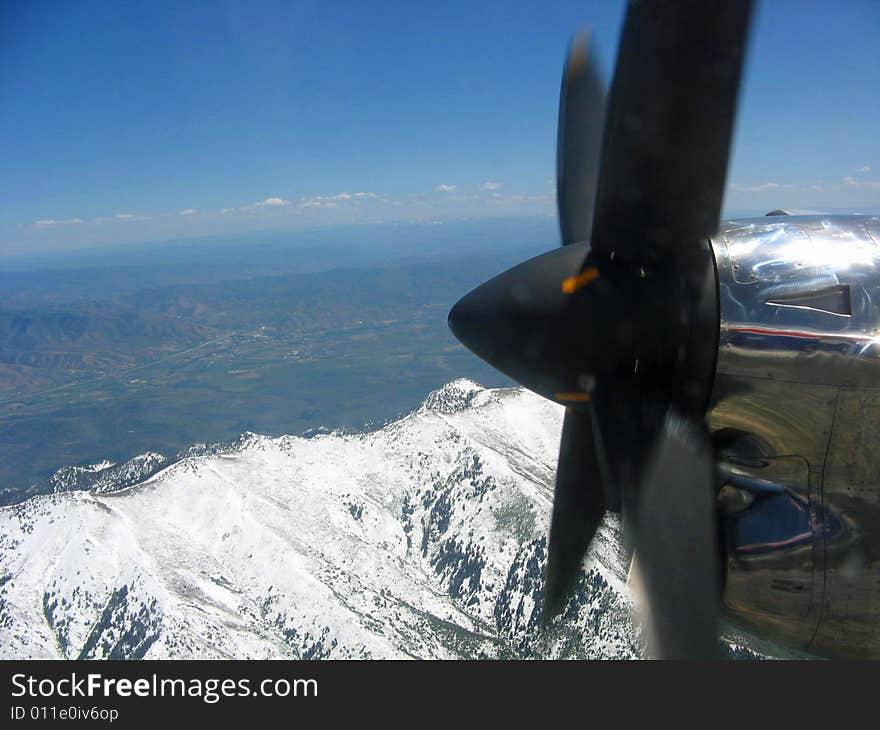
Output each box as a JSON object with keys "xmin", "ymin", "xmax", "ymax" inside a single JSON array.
[{"xmin": 709, "ymin": 214, "xmax": 880, "ymax": 659}]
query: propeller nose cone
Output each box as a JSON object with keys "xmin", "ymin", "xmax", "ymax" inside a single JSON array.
[
  {"xmin": 448, "ymin": 278, "xmax": 520, "ymax": 366},
  {"xmin": 446, "ymin": 293, "xmax": 475, "ymax": 353},
  {"xmin": 447, "ymin": 242, "xmax": 598, "ymax": 401},
  {"xmin": 447, "ymin": 280, "xmax": 506, "ymax": 369}
]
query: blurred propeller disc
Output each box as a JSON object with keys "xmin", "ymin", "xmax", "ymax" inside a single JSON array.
[{"xmin": 448, "ymin": 0, "xmax": 754, "ymax": 658}]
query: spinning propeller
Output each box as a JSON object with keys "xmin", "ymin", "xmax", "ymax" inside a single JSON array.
[{"xmin": 448, "ymin": 0, "xmax": 753, "ymax": 659}]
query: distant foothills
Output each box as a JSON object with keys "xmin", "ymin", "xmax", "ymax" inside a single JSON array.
[{"xmin": 0, "ymin": 218, "xmax": 555, "ymax": 494}]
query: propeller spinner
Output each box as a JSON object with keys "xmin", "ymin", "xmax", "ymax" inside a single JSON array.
[{"xmin": 448, "ymin": 0, "xmax": 753, "ymax": 659}]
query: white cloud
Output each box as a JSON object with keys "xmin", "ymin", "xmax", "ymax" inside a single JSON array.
[
  {"xmin": 254, "ymin": 197, "xmax": 291, "ymax": 208},
  {"xmin": 34, "ymin": 213, "xmax": 145, "ymax": 226},
  {"xmin": 298, "ymin": 199, "xmax": 337, "ymax": 209},
  {"xmin": 222, "ymin": 197, "xmax": 293, "ymax": 214},
  {"xmin": 311, "ymin": 193, "xmax": 357, "ymax": 201},
  {"xmin": 33, "ymin": 217, "xmax": 85, "ymax": 227},
  {"xmin": 297, "ymin": 192, "xmax": 382, "ymax": 208},
  {"xmin": 435, "ymin": 184, "xmax": 457, "ymax": 192},
  {"xmin": 729, "ymin": 175, "xmax": 880, "ymax": 198},
  {"xmin": 480, "ymin": 181, "xmax": 501, "ymax": 191},
  {"xmin": 225, "ymin": 193, "xmax": 377, "ymax": 215},
  {"xmin": 28, "ymin": 189, "xmax": 387, "ymax": 231},
  {"xmin": 729, "ymin": 181, "xmax": 792, "ymax": 192},
  {"xmin": 854, "ymin": 165, "xmax": 872, "ymax": 174},
  {"xmin": 843, "ymin": 176, "xmax": 880, "ymax": 189},
  {"xmin": 91, "ymin": 212, "xmax": 149, "ymax": 223}
]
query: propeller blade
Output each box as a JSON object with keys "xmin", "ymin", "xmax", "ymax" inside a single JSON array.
[
  {"xmin": 557, "ymin": 30, "xmax": 606, "ymax": 246},
  {"xmin": 543, "ymin": 408, "xmax": 607, "ymax": 620},
  {"xmin": 589, "ymin": 0, "xmax": 753, "ymax": 264},
  {"xmin": 630, "ymin": 409, "xmax": 720, "ymax": 660}
]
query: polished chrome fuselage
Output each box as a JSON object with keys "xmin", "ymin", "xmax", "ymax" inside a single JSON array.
[{"xmin": 709, "ymin": 214, "xmax": 880, "ymax": 658}]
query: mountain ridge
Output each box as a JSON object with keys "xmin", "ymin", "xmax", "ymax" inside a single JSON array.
[{"xmin": 0, "ymin": 380, "xmax": 761, "ymax": 659}]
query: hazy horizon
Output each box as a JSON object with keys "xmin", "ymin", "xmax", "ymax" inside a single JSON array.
[{"xmin": 2, "ymin": 1, "xmax": 878, "ymax": 257}]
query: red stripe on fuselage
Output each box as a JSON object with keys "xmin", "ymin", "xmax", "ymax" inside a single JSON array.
[{"xmin": 724, "ymin": 325, "xmax": 874, "ymax": 342}]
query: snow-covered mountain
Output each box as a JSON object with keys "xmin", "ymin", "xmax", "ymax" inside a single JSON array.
[
  {"xmin": 0, "ymin": 380, "xmax": 644, "ymax": 659},
  {"xmin": 0, "ymin": 451, "xmax": 174, "ymax": 507}
]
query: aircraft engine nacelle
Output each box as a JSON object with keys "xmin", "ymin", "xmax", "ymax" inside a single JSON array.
[{"xmin": 708, "ymin": 214, "xmax": 880, "ymax": 658}]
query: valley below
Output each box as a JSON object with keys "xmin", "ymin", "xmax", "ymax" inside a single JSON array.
[{"xmin": 0, "ymin": 221, "xmax": 550, "ymax": 494}]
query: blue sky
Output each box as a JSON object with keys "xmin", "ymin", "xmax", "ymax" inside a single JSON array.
[{"xmin": 1, "ymin": 0, "xmax": 878, "ymax": 255}]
